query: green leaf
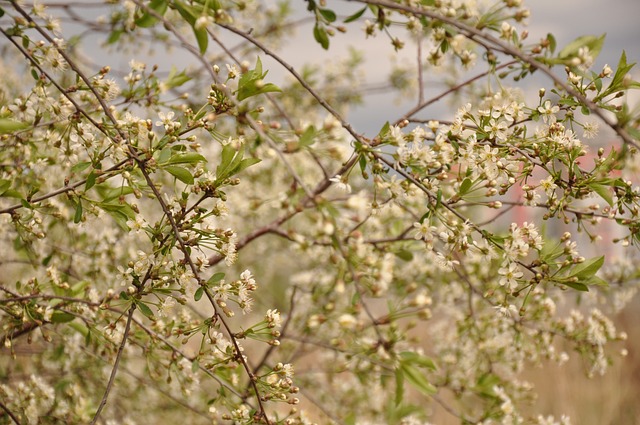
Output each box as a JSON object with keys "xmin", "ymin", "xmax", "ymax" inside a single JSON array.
[
  {"xmin": 562, "ymin": 280, "xmax": 589, "ymax": 292},
  {"xmin": 50, "ymin": 311, "xmax": 75, "ymax": 323},
  {"xmin": 0, "ymin": 118, "xmax": 29, "ymax": 134},
  {"xmin": 589, "ymin": 183, "xmax": 613, "ymax": 207},
  {"xmin": 399, "ymin": 351, "xmax": 437, "ymax": 370},
  {"xmin": 0, "ymin": 179, "xmax": 10, "ymax": 196},
  {"xmin": 207, "ymin": 272, "xmax": 225, "ymax": 284},
  {"xmin": 540, "ymin": 239, "xmax": 564, "ymax": 262},
  {"xmin": 318, "ymin": 8, "xmax": 337, "ymax": 22},
  {"xmin": 313, "ymin": 24, "xmax": 330, "ymax": 50},
  {"xmin": 74, "ymin": 201, "xmax": 83, "ymax": 224},
  {"xmin": 233, "ymin": 157, "xmax": 261, "ymax": 175},
  {"xmin": 71, "ymin": 161, "xmax": 92, "ymax": 173},
  {"xmin": 558, "ymin": 34, "xmax": 605, "ymax": 60},
  {"xmin": 236, "ymin": 57, "xmax": 282, "ymax": 101},
  {"xmin": 164, "ymin": 66, "xmax": 192, "ymax": 89},
  {"xmin": 135, "ymin": 0, "xmax": 168, "ymax": 28},
  {"xmin": 193, "ymin": 26, "xmax": 208, "ymax": 54},
  {"xmin": 546, "ymin": 33, "xmax": 556, "ymax": 54},
  {"xmin": 458, "ymin": 178, "xmax": 473, "ymax": 197},
  {"xmin": 400, "ymin": 364, "xmax": 437, "ymax": 396},
  {"xmin": 216, "ymin": 145, "xmax": 242, "ymax": 179},
  {"xmin": 165, "ymin": 152, "xmax": 207, "ymax": 165},
  {"xmin": 164, "ymin": 165, "xmax": 194, "ymax": 184},
  {"xmin": 394, "ymin": 368, "xmax": 405, "ymax": 406},
  {"xmin": 299, "ymin": 125, "xmax": 316, "ymax": 147},
  {"xmin": 569, "ymin": 255, "xmax": 604, "ymax": 279},
  {"xmin": 1, "ymin": 189, "xmax": 22, "ymax": 198},
  {"xmin": 395, "ymin": 250, "xmax": 413, "ymax": 262},
  {"xmin": 344, "ymin": 7, "xmax": 366, "ymax": 23},
  {"xmin": 136, "ymin": 300, "xmax": 155, "ymax": 318},
  {"xmin": 85, "ymin": 171, "xmax": 97, "ymax": 191},
  {"xmin": 99, "ymin": 185, "xmax": 135, "ymax": 202},
  {"xmin": 194, "ymin": 286, "xmax": 204, "ymax": 301},
  {"xmin": 98, "ymin": 202, "xmax": 136, "ymax": 230},
  {"xmin": 377, "ymin": 121, "xmax": 390, "ymax": 139},
  {"xmin": 173, "ymin": 0, "xmax": 207, "ymax": 54}
]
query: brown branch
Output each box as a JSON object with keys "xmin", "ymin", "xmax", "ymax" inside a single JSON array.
[{"xmin": 0, "ymin": 399, "xmax": 22, "ymax": 425}]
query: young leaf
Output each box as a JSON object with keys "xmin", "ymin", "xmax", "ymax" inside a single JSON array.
[
  {"xmin": 207, "ymin": 272, "xmax": 225, "ymax": 284},
  {"xmin": 394, "ymin": 368, "xmax": 405, "ymax": 406},
  {"xmin": 74, "ymin": 202, "xmax": 83, "ymax": 224},
  {"xmin": 569, "ymin": 255, "xmax": 605, "ymax": 279},
  {"xmin": 0, "ymin": 179, "xmax": 10, "ymax": 196},
  {"xmin": 136, "ymin": 300, "xmax": 155, "ymax": 318},
  {"xmin": 194, "ymin": 286, "xmax": 204, "ymax": 301},
  {"xmin": 344, "ymin": 7, "xmax": 366, "ymax": 23},
  {"xmin": 313, "ymin": 24, "xmax": 330, "ymax": 50},
  {"xmin": 164, "ymin": 165, "xmax": 195, "ymax": 184},
  {"xmin": 318, "ymin": 8, "xmax": 337, "ymax": 23},
  {"xmin": 50, "ymin": 311, "xmax": 76, "ymax": 323},
  {"xmin": 0, "ymin": 118, "xmax": 29, "ymax": 134},
  {"xmin": 588, "ymin": 183, "xmax": 613, "ymax": 207},
  {"xmin": 135, "ymin": 0, "xmax": 168, "ymax": 28},
  {"xmin": 400, "ymin": 364, "xmax": 437, "ymax": 396},
  {"xmin": 166, "ymin": 152, "xmax": 208, "ymax": 165}
]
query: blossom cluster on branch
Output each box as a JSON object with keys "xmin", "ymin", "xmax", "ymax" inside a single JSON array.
[{"xmin": 0, "ymin": 0, "xmax": 639, "ymax": 424}]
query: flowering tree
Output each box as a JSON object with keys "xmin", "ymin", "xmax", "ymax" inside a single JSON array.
[{"xmin": 1, "ymin": 0, "xmax": 639, "ymax": 424}]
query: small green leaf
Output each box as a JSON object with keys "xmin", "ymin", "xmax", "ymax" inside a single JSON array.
[
  {"xmin": 0, "ymin": 179, "xmax": 10, "ymax": 196},
  {"xmin": 400, "ymin": 364, "xmax": 437, "ymax": 396},
  {"xmin": 50, "ymin": 311, "xmax": 75, "ymax": 323},
  {"xmin": 344, "ymin": 7, "xmax": 366, "ymax": 23},
  {"xmin": 562, "ymin": 280, "xmax": 589, "ymax": 291},
  {"xmin": 589, "ymin": 183, "xmax": 613, "ymax": 207},
  {"xmin": 458, "ymin": 178, "xmax": 473, "ymax": 197},
  {"xmin": 164, "ymin": 165, "xmax": 194, "ymax": 184},
  {"xmin": 546, "ymin": 33, "xmax": 556, "ymax": 54},
  {"xmin": 394, "ymin": 369, "xmax": 405, "ymax": 406},
  {"xmin": 120, "ymin": 291, "xmax": 130, "ymax": 301},
  {"xmin": 166, "ymin": 152, "xmax": 207, "ymax": 165},
  {"xmin": 0, "ymin": 118, "xmax": 29, "ymax": 134},
  {"xmin": 136, "ymin": 300, "xmax": 155, "ymax": 318},
  {"xmin": 164, "ymin": 66, "xmax": 192, "ymax": 89},
  {"xmin": 207, "ymin": 272, "xmax": 225, "ymax": 284},
  {"xmin": 135, "ymin": 0, "xmax": 168, "ymax": 27},
  {"xmin": 85, "ymin": 171, "xmax": 97, "ymax": 191},
  {"xmin": 558, "ymin": 35, "xmax": 605, "ymax": 60},
  {"xmin": 233, "ymin": 157, "xmax": 261, "ymax": 175},
  {"xmin": 313, "ymin": 24, "xmax": 330, "ymax": 50},
  {"xmin": 71, "ymin": 161, "xmax": 92, "ymax": 173},
  {"xmin": 377, "ymin": 121, "xmax": 390, "ymax": 139},
  {"xmin": 74, "ymin": 201, "xmax": 83, "ymax": 224},
  {"xmin": 399, "ymin": 351, "xmax": 437, "ymax": 370},
  {"xmin": 194, "ymin": 286, "xmax": 204, "ymax": 301},
  {"xmin": 570, "ymin": 255, "xmax": 604, "ymax": 279},
  {"xmin": 194, "ymin": 26, "xmax": 208, "ymax": 54},
  {"xmin": 395, "ymin": 250, "xmax": 413, "ymax": 262},
  {"xmin": 99, "ymin": 185, "xmax": 135, "ymax": 202},
  {"xmin": 299, "ymin": 126, "xmax": 316, "ymax": 147},
  {"xmin": 191, "ymin": 359, "xmax": 200, "ymax": 373},
  {"xmin": 318, "ymin": 8, "xmax": 337, "ymax": 22}
]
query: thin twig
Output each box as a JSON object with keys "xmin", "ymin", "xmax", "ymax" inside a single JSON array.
[
  {"xmin": 89, "ymin": 305, "xmax": 135, "ymax": 424},
  {"xmin": 0, "ymin": 399, "xmax": 21, "ymax": 425}
]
